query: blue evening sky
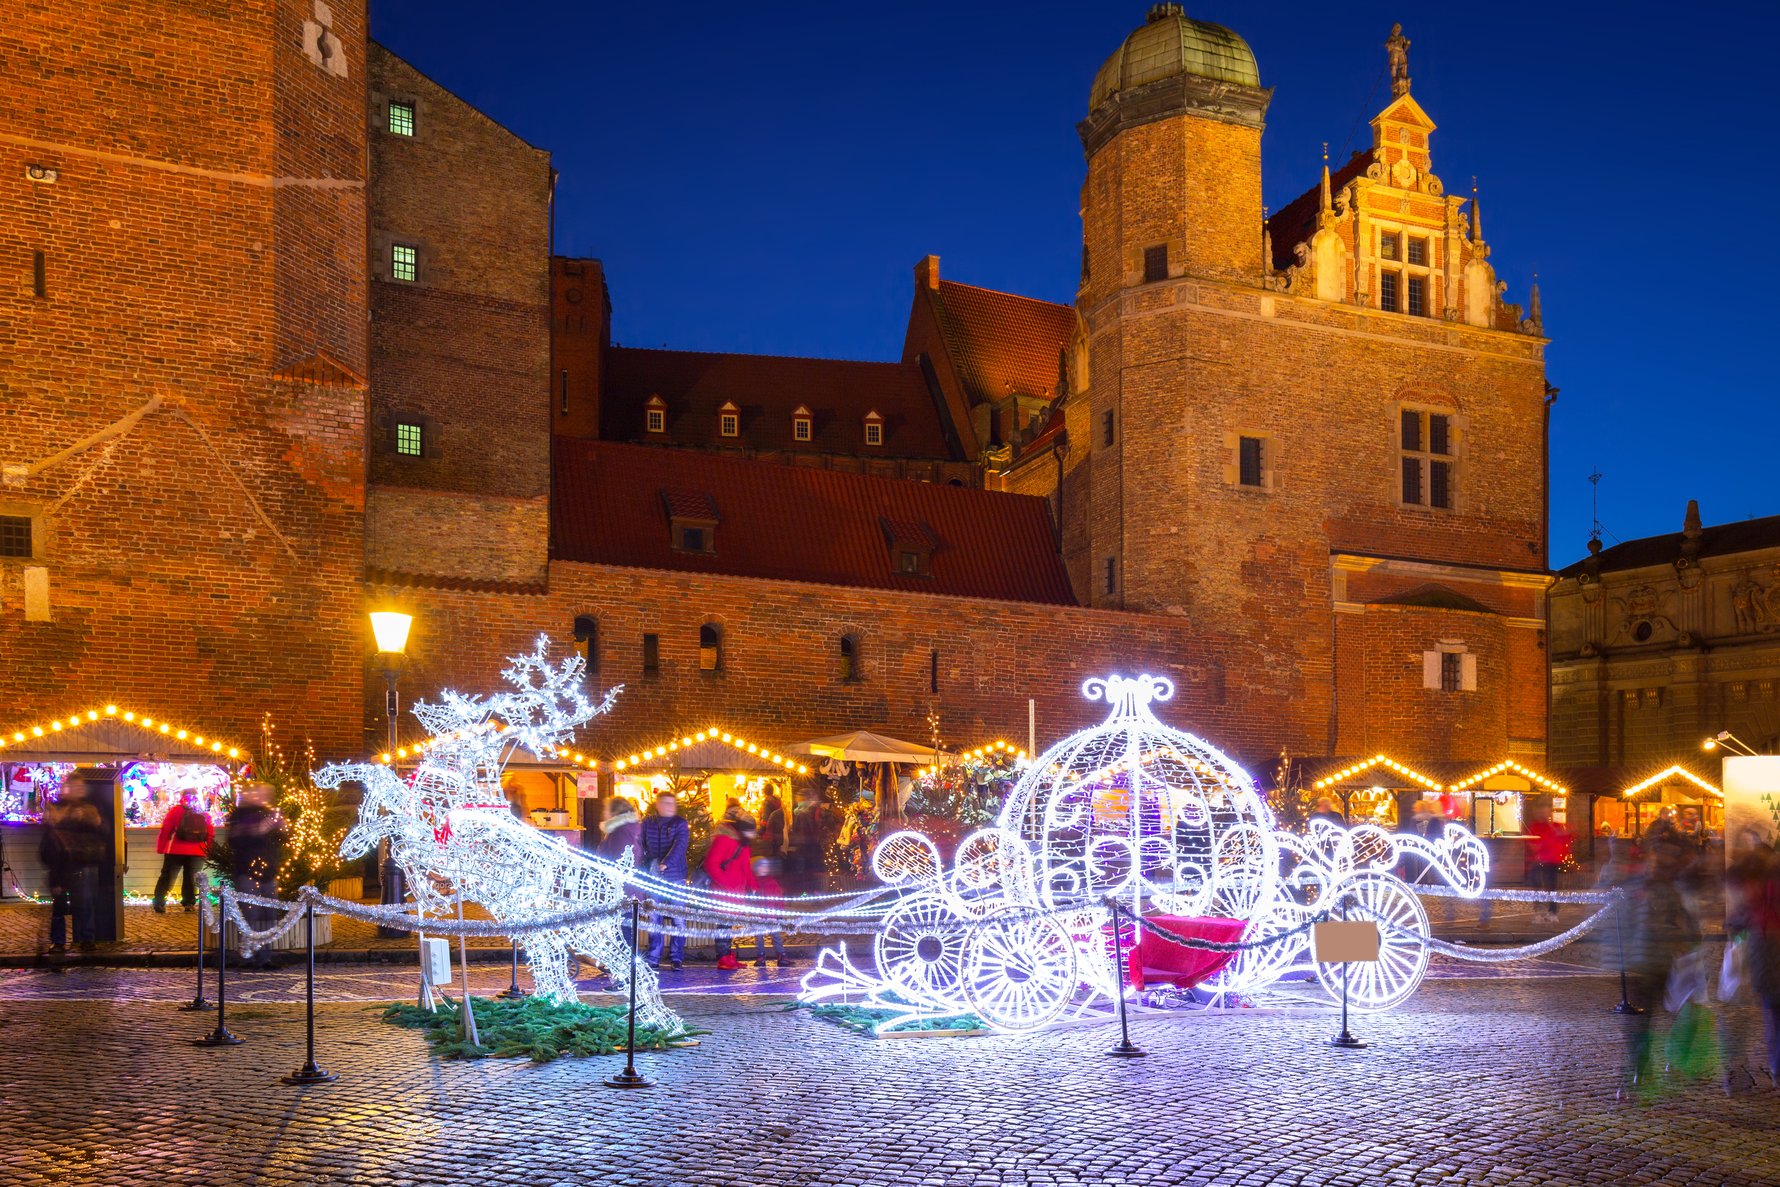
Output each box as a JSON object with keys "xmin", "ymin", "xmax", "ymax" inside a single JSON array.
[{"xmin": 372, "ymin": 1, "xmax": 1778, "ymax": 565}]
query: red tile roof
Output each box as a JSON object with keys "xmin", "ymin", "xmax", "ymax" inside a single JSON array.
[
  {"xmin": 927, "ymin": 280, "xmax": 1074, "ymax": 405},
  {"xmin": 602, "ymin": 347, "xmax": 955, "ymax": 459},
  {"xmin": 552, "ymin": 439, "xmax": 1074, "ymax": 605},
  {"xmin": 1266, "ymin": 151, "xmax": 1371, "ymax": 272}
]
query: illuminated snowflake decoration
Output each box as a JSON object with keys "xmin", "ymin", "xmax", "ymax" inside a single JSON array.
[
  {"xmin": 317, "ymin": 638, "xmax": 680, "ymax": 1031},
  {"xmin": 800, "ymin": 674, "xmax": 1488, "ymax": 1033}
]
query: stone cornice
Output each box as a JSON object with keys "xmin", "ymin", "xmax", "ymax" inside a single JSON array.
[{"xmin": 1078, "ymin": 74, "xmax": 1272, "ymax": 157}]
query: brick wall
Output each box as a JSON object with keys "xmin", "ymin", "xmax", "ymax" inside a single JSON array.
[
  {"xmin": 366, "ymin": 43, "xmax": 554, "ymax": 582},
  {"xmin": 0, "ymin": 0, "xmax": 369, "ymax": 756},
  {"xmin": 551, "ymin": 257, "xmax": 607, "ymax": 439}
]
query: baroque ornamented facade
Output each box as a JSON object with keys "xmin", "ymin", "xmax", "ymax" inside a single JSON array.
[{"xmin": 2, "ymin": 2, "xmax": 1553, "ymax": 789}]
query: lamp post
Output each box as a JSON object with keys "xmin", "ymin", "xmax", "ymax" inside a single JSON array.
[
  {"xmin": 370, "ymin": 610, "xmax": 413, "ymax": 937},
  {"xmin": 370, "ymin": 610, "xmax": 414, "ymax": 754},
  {"xmin": 1703, "ymin": 731, "xmax": 1760, "ymax": 758}
]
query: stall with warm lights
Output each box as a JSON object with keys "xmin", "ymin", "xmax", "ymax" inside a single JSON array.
[{"xmin": 0, "ymin": 705, "xmax": 248, "ymax": 909}]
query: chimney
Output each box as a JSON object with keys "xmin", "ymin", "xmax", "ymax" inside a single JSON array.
[{"xmin": 915, "ymin": 254, "xmax": 940, "ymax": 291}]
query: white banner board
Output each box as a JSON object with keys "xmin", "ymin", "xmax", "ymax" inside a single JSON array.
[{"xmin": 1723, "ymin": 755, "xmax": 1780, "ymax": 864}]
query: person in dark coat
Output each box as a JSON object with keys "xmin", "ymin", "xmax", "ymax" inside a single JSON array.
[
  {"xmin": 639, "ymin": 791, "xmax": 691, "ymax": 970},
  {"xmin": 227, "ymin": 782, "xmax": 288, "ymax": 969},
  {"xmin": 46, "ymin": 791, "xmax": 107, "ymax": 954},
  {"xmin": 1620, "ymin": 847, "xmax": 1700, "ymax": 1091},
  {"xmin": 152, "ymin": 790, "xmax": 213, "ymax": 913},
  {"xmin": 38, "ymin": 798, "xmax": 77, "ymax": 955},
  {"xmin": 596, "ymin": 798, "xmax": 642, "ymax": 864},
  {"xmin": 758, "ymin": 792, "xmax": 788, "ymax": 864}
]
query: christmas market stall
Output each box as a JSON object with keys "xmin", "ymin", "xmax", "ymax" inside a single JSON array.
[
  {"xmin": 1596, "ymin": 762, "xmax": 1723, "ymax": 841},
  {"xmin": 1298, "ymin": 754, "xmax": 1447, "ymax": 830},
  {"xmin": 787, "ymin": 730, "xmax": 942, "ymax": 877},
  {"xmin": 608, "ymin": 726, "xmax": 811, "ymax": 860},
  {"xmin": 377, "ymin": 731, "xmax": 601, "ymax": 842},
  {"xmin": 0, "ymin": 706, "xmax": 247, "ymax": 928},
  {"xmin": 903, "ymin": 738, "xmax": 1028, "ymax": 855}
]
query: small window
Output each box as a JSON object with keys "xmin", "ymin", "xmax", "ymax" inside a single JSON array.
[
  {"xmin": 1424, "ymin": 647, "xmax": 1476, "ymax": 692},
  {"xmin": 1407, "ymin": 275, "xmax": 1427, "ymax": 318},
  {"xmin": 1429, "ymin": 460, "xmax": 1450, "ymax": 509},
  {"xmin": 930, "ymin": 649, "xmax": 939, "ymax": 694},
  {"xmin": 865, "ymin": 420, "xmax": 883, "ymax": 446},
  {"xmin": 646, "ymin": 408, "xmax": 665, "ymax": 433},
  {"xmin": 573, "ymin": 615, "xmax": 599, "ymax": 674},
  {"xmin": 388, "ymin": 100, "xmax": 416, "ymax": 137},
  {"xmin": 1400, "ymin": 409, "xmax": 1422, "ymax": 451},
  {"xmin": 391, "ymin": 243, "xmax": 418, "ymax": 283},
  {"xmin": 898, "ymin": 550, "xmax": 923, "ymax": 574},
  {"xmin": 1102, "ymin": 410, "xmax": 1115, "ymax": 448},
  {"xmin": 1104, "ymin": 557, "xmax": 1116, "ymax": 596},
  {"xmin": 1407, "ymin": 238, "xmax": 1427, "ymax": 267},
  {"xmin": 839, "ymin": 635, "xmax": 859, "ymax": 682},
  {"xmin": 1238, "ymin": 436, "xmax": 1264, "ymax": 487},
  {"xmin": 720, "ymin": 414, "xmax": 739, "ymax": 437},
  {"xmin": 679, "ymin": 526, "xmax": 707, "ymax": 553},
  {"xmin": 1427, "ymin": 413, "xmax": 1449, "ymax": 456},
  {"xmin": 1440, "ymin": 651, "xmax": 1462, "ymax": 692},
  {"xmin": 0, "ymin": 515, "xmax": 32, "ymax": 558},
  {"xmin": 642, "ymin": 633, "xmax": 660, "ymax": 677},
  {"xmin": 394, "ymin": 422, "xmax": 424, "ymax": 457},
  {"xmin": 793, "ymin": 416, "xmax": 812, "ymax": 442},
  {"xmin": 1379, "ymin": 271, "xmax": 1399, "ymax": 312},
  {"xmin": 1142, "ymin": 244, "xmax": 1168, "ymax": 284},
  {"xmin": 560, "ymin": 370, "xmax": 569, "ymax": 416},
  {"xmin": 699, "ymin": 624, "xmax": 721, "ymax": 672},
  {"xmin": 1401, "ymin": 456, "xmax": 1422, "ymax": 505},
  {"xmin": 1379, "ymin": 233, "xmax": 1400, "ymax": 261},
  {"xmin": 32, "ymin": 250, "xmax": 46, "ymax": 299}
]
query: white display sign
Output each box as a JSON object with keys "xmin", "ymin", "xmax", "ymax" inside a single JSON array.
[{"xmin": 1723, "ymin": 755, "xmax": 1780, "ymax": 864}]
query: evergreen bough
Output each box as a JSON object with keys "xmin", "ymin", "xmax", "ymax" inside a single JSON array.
[{"xmin": 381, "ymin": 995, "xmax": 705, "ymax": 1063}]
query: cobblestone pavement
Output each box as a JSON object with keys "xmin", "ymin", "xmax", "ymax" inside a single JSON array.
[{"xmin": 2, "ymin": 966, "xmax": 1776, "ymax": 1186}]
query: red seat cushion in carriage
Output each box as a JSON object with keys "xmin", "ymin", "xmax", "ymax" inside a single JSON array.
[{"xmin": 1126, "ymin": 915, "xmax": 1247, "ymax": 991}]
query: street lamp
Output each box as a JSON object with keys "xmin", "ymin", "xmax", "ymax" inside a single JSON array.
[
  {"xmin": 370, "ymin": 610, "xmax": 413, "ymax": 753},
  {"xmin": 1703, "ymin": 731, "xmax": 1759, "ymax": 758}
]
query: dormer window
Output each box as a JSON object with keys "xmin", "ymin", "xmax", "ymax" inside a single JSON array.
[
  {"xmin": 662, "ymin": 489, "xmax": 718, "ymax": 554},
  {"xmin": 864, "ymin": 409, "xmax": 884, "ymax": 447},
  {"xmin": 881, "ymin": 518, "xmax": 934, "ymax": 577},
  {"xmin": 792, "ymin": 405, "xmax": 812, "ymax": 443},
  {"xmin": 719, "ymin": 400, "xmax": 740, "ymax": 439},
  {"xmin": 645, "ymin": 395, "xmax": 667, "ymax": 434}
]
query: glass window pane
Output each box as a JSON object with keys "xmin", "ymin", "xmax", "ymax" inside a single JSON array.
[
  {"xmin": 388, "ymin": 101, "xmax": 415, "ymax": 137},
  {"xmin": 395, "ymin": 422, "xmax": 423, "ymax": 456},
  {"xmin": 0, "ymin": 516, "xmax": 31, "ymax": 557},
  {"xmin": 1402, "ymin": 457, "xmax": 1422, "ymax": 504},
  {"xmin": 1430, "ymin": 460, "xmax": 1451, "ymax": 508},
  {"xmin": 1379, "ymin": 271, "xmax": 1398, "ymax": 311},
  {"xmin": 1428, "ymin": 414, "xmax": 1449, "ymax": 456},
  {"xmin": 1238, "ymin": 436, "xmax": 1263, "ymax": 486},
  {"xmin": 1407, "ymin": 238, "xmax": 1426, "ymax": 266},
  {"xmin": 391, "ymin": 244, "xmax": 417, "ymax": 282},
  {"xmin": 1407, "ymin": 276, "xmax": 1426, "ymax": 317},
  {"xmin": 1400, "ymin": 409, "xmax": 1421, "ymax": 451},
  {"xmin": 1143, "ymin": 244, "xmax": 1168, "ymax": 283},
  {"xmin": 1380, "ymin": 233, "xmax": 1399, "ymax": 261}
]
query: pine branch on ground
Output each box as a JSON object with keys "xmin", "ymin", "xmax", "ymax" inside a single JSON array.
[{"xmin": 381, "ymin": 995, "xmax": 706, "ymax": 1063}]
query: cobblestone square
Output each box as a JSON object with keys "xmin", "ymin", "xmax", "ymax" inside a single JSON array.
[{"xmin": 2, "ymin": 964, "xmax": 1775, "ymax": 1186}]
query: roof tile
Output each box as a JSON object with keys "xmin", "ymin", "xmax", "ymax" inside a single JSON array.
[{"xmin": 929, "ymin": 280, "xmax": 1074, "ymax": 406}]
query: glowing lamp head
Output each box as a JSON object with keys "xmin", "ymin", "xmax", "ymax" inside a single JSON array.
[{"xmin": 370, "ymin": 610, "xmax": 414, "ymax": 655}]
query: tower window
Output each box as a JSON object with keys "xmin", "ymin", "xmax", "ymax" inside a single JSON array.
[
  {"xmin": 1400, "ymin": 408, "xmax": 1454, "ymax": 510},
  {"xmin": 573, "ymin": 615, "xmax": 599, "ymax": 674},
  {"xmin": 0, "ymin": 515, "xmax": 33, "ymax": 558},
  {"xmin": 1440, "ymin": 651, "xmax": 1462, "ymax": 692},
  {"xmin": 32, "ymin": 250, "xmax": 46, "ymax": 299},
  {"xmin": 391, "ymin": 243, "xmax": 418, "ymax": 283},
  {"xmin": 1142, "ymin": 244, "xmax": 1169, "ymax": 284},
  {"xmin": 642, "ymin": 633, "xmax": 660, "ymax": 677},
  {"xmin": 839, "ymin": 635, "xmax": 859, "ymax": 682},
  {"xmin": 699, "ymin": 623, "xmax": 722, "ymax": 672},
  {"xmin": 1102, "ymin": 410, "xmax": 1115, "ymax": 448},
  {"xmin": 1104, "ymin": 557, "xmax": 1116, "ymax": 596},
  {"xmin": 1407, "ymin": 276, "xmax": 1427, "ymax": 318},
  {"xmin": 394, "ymin": 421, "xmax": 424, "ymax": 457},
  {"xmin": 1423, "ymin": 646, "xmax": 1476, "ymax": 692},
  {"xmin": 560, "ymin": 370, "xmax": 569, "ymax": 416},
  {"xmin": 388, "ymin": 100, "xmax": 416, "ymax": 137},
  {"xmin": 930, "ymin": 649, "xmax": 939, "ymax": 694},
  {"xmin": 1238, "ymin": 436, "xmax": 1265, "ymax": 487},
  {"xmin": 1379, "ymin": 271, "xmax": 1399, "ymax": 313}
]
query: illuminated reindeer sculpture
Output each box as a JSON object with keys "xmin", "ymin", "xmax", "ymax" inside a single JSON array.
[{"xmin": 319, "ymin": 639, "xmax": 680, "ymax": 1031}]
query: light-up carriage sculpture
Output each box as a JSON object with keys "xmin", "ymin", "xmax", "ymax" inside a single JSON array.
[{"xmin": 800, "ymin": 674, "xmax": 1486, "ymax": 1033}]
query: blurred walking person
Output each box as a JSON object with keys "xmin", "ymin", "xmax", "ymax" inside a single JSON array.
[
  {"xmin": 705, "ymin": 805, "xmax": 757, "ymax": 971},
  {"xmin": 640, "ymin": 791, "xmax": 690, "ymax": 971},
  {"xmin": 227, "ymin": 782, "xmax": 288, "ymax": 969}
]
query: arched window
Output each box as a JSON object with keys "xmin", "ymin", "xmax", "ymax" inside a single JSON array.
[
  {"xmin": 839, "ymin": 635, "xmax": 859, "ymax": 682},
  {"xmin": 699, "ymin": 623, "xmax": 722, "ymax": 672}
]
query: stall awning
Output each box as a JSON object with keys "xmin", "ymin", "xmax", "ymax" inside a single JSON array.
[
  {"xmin": 612, "ymin": 726, "xmax": 810, "ymax": 776},
  {"xmin": 1619, "ymin": 762, "xmax": 1722, "ymax": 801},
  {"xmin": 788, "ymin": 731, "xmax": 943, "ymax": 765},
  {"xmin": 0, "ymin": 706, "xmax": 248, "ymax": 764}
]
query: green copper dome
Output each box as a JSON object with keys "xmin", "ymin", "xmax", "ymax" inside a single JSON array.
[{"xmin": 1089, "ymin": 4, "xmax": 1261, "ymax": 111}]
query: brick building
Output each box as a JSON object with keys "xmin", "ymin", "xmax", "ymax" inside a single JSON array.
[{"xmin": 3, "ymin": 3, "xmax": 1555, "ymax": 806}]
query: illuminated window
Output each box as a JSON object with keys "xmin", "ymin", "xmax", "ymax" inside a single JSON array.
[
  {"xmin": 839, "ymin": 635, "xmax": 859, "ymax": 681},
  {"xmin": 719, "ymin": 402, "xmax": 740, "ymax": 438},
  {"xmin": 864, "ymin": 412, "xmax": 884, "ymax": 446},
  {"xmin": 793, "ymin": 406, "xmax": 812, "ymax": 442},
  {"xmin": 645, "ymin": 395, "xmax": 667, "ymax": 433},
  {"xmin": 391, "ymin": 243, "xmax": 418, "ymax": 282},
  {"xmin": 1379, "ymin": 233, "xmax": 1400, "ymax": 261},
  {"xmin": 394, "ymin": 422, "xmax": 423, "ymax": 456},
  {"xmin": 1400, "ymin": 408, "xmax": 1454, "ymax": 509},
  {"xmin": 1142, "ymin": 244, "xmax": 1168, "ymax": 284},
  {"xmin": 0, "ymin": 515, "xmax": 32, "ymax": 558},
  {"xmin": 699, "ymin": 623, "xmax": 721, "ymax": 671},
  {"xmin": 388, "ymin": 100, "xmax": 415, "ymax": 137}
]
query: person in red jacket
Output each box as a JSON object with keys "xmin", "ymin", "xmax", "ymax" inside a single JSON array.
[
  {"xmin": 1524, "ymin": 807, "xmax": 1572, "ymax": 921},
  {"xmin": 704, "ymin": 805, "xmax": 757, "ymax": 970},
  {"xmin": 153, "ymin": 790, "xmax": 214, "ymax": 913}
]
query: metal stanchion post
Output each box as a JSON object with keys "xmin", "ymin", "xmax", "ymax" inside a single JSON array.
[
  {"xmin": 283, "ymin": 899, "xmax": 337, "ymax": 1085},
  {"xmin": 178, "ymin": 893, "xmax": 213, "ymax": 1012},
  {"xmin": 1610, "ymin": 896, "xmax": 1643, "ymax": 1015},
  {"xmin": 1104, "ymin": 898, "xmax": 1145, "ymax": 1058},
  {"xmin": 194, "ymin": 904, "xmax": 243, "ymax": 1047},
  {"xmin": 605, "ymin": 901, "xmax": 654, "ymax": 1088},
  {"xmin": 1329, "ymin": 896, "xmax": 1366, "ymax": 1049},
  {"xmin": 498, "ymin": 938, "xmax": 530, "ymax": 1000}
]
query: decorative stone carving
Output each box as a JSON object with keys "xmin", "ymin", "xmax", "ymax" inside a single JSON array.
[
  {"xmin": 1612, "ymin": 584, "xmax": 1677, "ymax": 645},
  {"xmin": 1732, "ymin": 575, "xmax": 1776, "ymax": 634}
]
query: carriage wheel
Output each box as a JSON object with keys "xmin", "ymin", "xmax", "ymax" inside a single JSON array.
[
  {"xmin": 961, "ymin": 909, "xmax": 1078, "ymax": 1032},
  {"xmin": 875, "ymin": 894, "xmax": 968, "ymax": 1009},
  {"xmin": 1315, "ymin": 871, "xmax": 1429, "ymax": 1012},
  {"xmin": 1204, "ymin": 898, "xmax": 1304, "ymax": 997}
]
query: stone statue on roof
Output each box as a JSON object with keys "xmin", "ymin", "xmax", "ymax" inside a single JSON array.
[{"xmin": 1386, "ymin": 23, "xmax": 1411, "ymax": 97}]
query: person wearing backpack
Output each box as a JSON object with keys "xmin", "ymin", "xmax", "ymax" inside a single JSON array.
[
  {"xmin": 153, "ymin": 789, "xmax": 214, "ymax": 913},
  {"xmin": 705, "ymin": 805, "xmax": 758, "ymax": 971}
]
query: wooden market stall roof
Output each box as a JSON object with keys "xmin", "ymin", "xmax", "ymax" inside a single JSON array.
[
  {"xmin": 1297, "ymin": 754, "xmax": 1570, "ymax": 795},
  {"xmin": 614, "ymin": 727, "xmax": 811, "ymax": 776},
  {"xmin": 1617, "ymin": 762, "xmax": 1721, "ymax": 800},
  {"xmin": 0, "ymin": 704, "xmax": 250, "ymax": 764}
]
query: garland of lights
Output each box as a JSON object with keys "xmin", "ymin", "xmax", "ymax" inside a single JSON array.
[{"xmin": 0, "ymin": 704, "xmax": 249, "ymax": 761}]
